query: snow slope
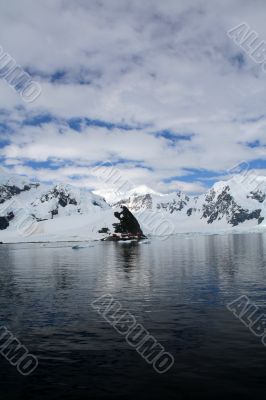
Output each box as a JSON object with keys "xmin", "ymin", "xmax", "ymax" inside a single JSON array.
[{"xmin": 0, "ymin": 173, "xmax": 111, "ymax": 242}]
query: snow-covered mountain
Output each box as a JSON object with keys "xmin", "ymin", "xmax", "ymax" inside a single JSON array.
[
  {"xmin": 110, "ymin": 174, "xmax": 266, "ymax": 233},
  {"xmin": 0, "ymin": 173, "xmax": 110, "ymax": 238},
  {"xmin": 93, "ymin": 184, "xmax": 162, "ymax": 205},
  {"xmin": 0, "ymin": 171, "xmax": 266, "ymax": 242},
  {"xmin": 114, "ymin": 190, "xmax": 190, "ymax": 212}
]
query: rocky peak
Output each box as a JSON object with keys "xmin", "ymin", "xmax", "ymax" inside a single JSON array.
[
  {"xmin": 201, "ymin": 183, "xmax": 264, "ymax": 226},
  {"xmin": 156, "ymin": 192, "xmax": 190, "ymax": 214},
  {"xmin": 38, "ymin": 185, "xmax": 78, "ymax": 208},
  {"xmin": 0, "ymin": 182, "xmax": 39, "ymax": 204}
]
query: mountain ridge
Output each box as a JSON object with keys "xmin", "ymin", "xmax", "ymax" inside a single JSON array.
[{"xmin": 0, "ymin": 171, "xmax": 266, "ymax": 242}]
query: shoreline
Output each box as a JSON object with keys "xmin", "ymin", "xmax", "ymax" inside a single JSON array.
[{"xmin": 1, "ymin": 227, "xmax": 266, "ymax": 245}]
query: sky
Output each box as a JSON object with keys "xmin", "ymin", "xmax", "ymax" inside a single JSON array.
[{"xmin": 0, "ymin": 0, "xmax": 266, "ymax": 194}]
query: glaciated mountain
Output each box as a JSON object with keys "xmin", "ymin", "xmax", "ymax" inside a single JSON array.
[
  {"xmin": 30, "ymin": 184, "xmax": 108, "ymax": 221},
  {"xmin": 0, "ymin": 171, "xmax": 266, "ymax": 242},
  {"xmin": 197, "ymin": 180, "xmax": 264, "ymax": 226},
  {"xmin": 0, "ymin": 173, "xmax": 109, "ymax": 232},
  {"xmin": 115, "ymin": 191, "xmax": 190, "ymax": 213},
  {"xmin": 112, "ymin": 175, "xmax": 266, "ymax": 230},
  {"xmin": 94, "ymin": 184, "xmax": 162, "ymax": 205},
  {"xmin": 0, "ymin": 173, "xmax": 40, "ymax": 204}
]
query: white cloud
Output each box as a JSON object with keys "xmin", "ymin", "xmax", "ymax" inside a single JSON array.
[
  {"xmin": 0, "ymin": 0, "xmax": 266, "ymax": 193},
  {"xmin": 157, "ymin": 180, "xmax": 207, "ymax": 194}
]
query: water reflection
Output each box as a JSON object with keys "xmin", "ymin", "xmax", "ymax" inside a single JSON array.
[{"xmin": 0, "ymin": 233, "xmax": 266, "ymax": 398}]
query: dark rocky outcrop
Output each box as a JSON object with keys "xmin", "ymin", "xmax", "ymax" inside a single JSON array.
[
  {"xmin": 112, "ymin": 206, "xmax": 146, "ymax": 237},
  {"xmin": 205, "ymin": 189, "xmax": 216, "ymax": 203},
  {"xmin": 230, "ymin": 209, "xmax": 263, "ymax": 226},
  {"xmin": 40, "ymin": 187, "xmax": 77, "ymax": 208},
  {"xmin": 247, "ymin": 190, "xmax": 266, "ymax": 203},
  {"xmin": 202, "ymin": 185, "xmax": 264, "ymax": 226},
  {"xmin": 51, "ymin": 209, "xmax": 59, "ymax": 218},
  {"xmin": 0, "ymin": 211, "xmax": 15, "ymax": 230},
  {"xmin": 0, "ymin": 183, "xmax": 39, "ymax": 204},
  {"xmin": 92, "ymin": 201, "xmax": 101, "ymax": 207},
  {"xmin": 156, "ymin": 193, "xmax": 189, "ymax": 214},
  {"xmin": 0, "ymin": 217, "xmax": 9, "ymax": 230},
  {"xmin": 187, "ymin": 207, "xmax": 196, "ymax": 216},
  {"xmin": 98, "ymin": 227, "xmax": 110, "ymax": 234},
  {"xmin": 112, "ymin": 206, "xmax": 144, "ymax": 235}
]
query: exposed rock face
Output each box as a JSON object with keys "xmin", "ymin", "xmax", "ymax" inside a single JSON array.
[
  {"xmin": 116, "ymin": 194, "xmax": 153, "ymax": 211},
  {"xmin": 0, "ymin": 212, "xmax": 15, "ymax": 230},
  {"xmin": 157, "ymin": 193, "xmax": 189, "ymax": 214},
  {"xmin": 247, "ymin": 190, "xmax": 266, "ymax": 203},
  {"xmin": 187, "ymin": 207, "xmax": 196, "ymax": 216},
  {"xmin": 112, "ymin": 178, "xmax": 266, "ymax": 228},
  {"xmin": 230, "ymin": 209, "xmax": 263, "ymax": 226},
  {"xmin": 0, "ymin": 171, "xmax": 266, "ymax": 237},
  {"xmin": 30, "ymin": 185, "xmax": 79, "ymax": 220},
  {"xmin": 30, "ymin": 184, "xmax": 109, "ymax": 221},
  {"xmin": 115, "ymin": 192, "xmax": 190, "ymax": 214},
  {"xmin": 92, "ymin": 201, "xmax": 101, "ymax": 207},
  {"xmin": 201, "ymin": 185, "xmax": 264, "ymax": 226},
  {"xmin": 39, "ymin": 186, "xmax": 78, "ymax": 207},
  {"xmin": 0, "ymin": 217, "xmax": 9, "ymax": 230},
  {"xmin": 112, "ymin": 206, "xmax": 145, "ymax": 236},
  {"xmin": 98, "ymin": 227, "xmax": 110, "ymax": 234},
  {"xmin": 0, "ymin": 183, "xmax": 39, "ymax": 204},
  {"xmin": 0, "ymin": 174, "xmax": 110, "ymax": 235}
]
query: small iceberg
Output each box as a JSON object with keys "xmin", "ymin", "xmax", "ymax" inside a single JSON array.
[
  {"xmin": 72, "ymin": 244, "xmax": 94, "ymax": 250},
  {"xmin": 72, "ymin": 245, "xmax": 85, "ymax": 250}
]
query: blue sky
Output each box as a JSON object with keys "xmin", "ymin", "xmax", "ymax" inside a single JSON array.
[{"xmin": 0, "ymin": 0, "xmax": 266, "ymax": 194}]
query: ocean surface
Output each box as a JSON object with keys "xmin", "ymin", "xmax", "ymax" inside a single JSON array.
[{"xmin": 1, "ymin": 233, "xmax": 266, "ymax": 399}]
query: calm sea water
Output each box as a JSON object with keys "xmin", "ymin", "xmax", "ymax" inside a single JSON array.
[{"xmin": 1, "ymin": 233, "xmax": 266, "ymax": 399}]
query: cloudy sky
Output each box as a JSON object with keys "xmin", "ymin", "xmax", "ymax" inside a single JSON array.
[{"xmin": 0, "ymin": 0, "xmax": 266, "ymax": 194}]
